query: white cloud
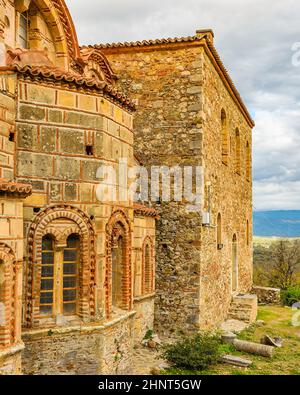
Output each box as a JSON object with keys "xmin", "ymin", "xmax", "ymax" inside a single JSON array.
[{"xmin": 65, "ymin": 0, "xmax": 300, "ymax": 210}]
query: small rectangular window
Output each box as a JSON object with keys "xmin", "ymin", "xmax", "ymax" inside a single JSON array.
[{"xmin": 85, "ymin": 145, "xmax": 94, "ymax": 156}]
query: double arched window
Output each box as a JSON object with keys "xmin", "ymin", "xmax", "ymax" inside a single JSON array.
[{"xmin": 40, "ymin": 234, "xmax": 80, "ymax": 317}]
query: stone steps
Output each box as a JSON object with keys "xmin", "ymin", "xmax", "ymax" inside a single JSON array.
[{"xmin": 227, "ymin": 294, "xmax": 258, "ymax": 324}]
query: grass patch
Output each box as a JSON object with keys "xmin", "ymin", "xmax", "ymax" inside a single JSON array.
[{"xmin": 161, "ymin": 306, "xmax": 300, "ymax": 375}]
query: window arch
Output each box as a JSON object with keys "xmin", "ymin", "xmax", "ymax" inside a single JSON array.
[
  {"xmin": 26, "ymin": 205, "xmax": 96, "ymax": 328},
  {"xmin": 221, "ymin": 109, "xmax": 229, "ymax": 165},
  {"xmin": 235, "ymin": 128, "xmax": 241, "ymax": 175},
  {"xmin": 217, "ymin": 213, "xmax": 222, "ymax": 249},
  {"xmin": 106, "ymin": 210, "xmax": 132, "ymax": 317},
  {"xmin": 142, "ymin": 237, "xmax": 154, "ymax": 295},
  {"xmin": 111, "ymin": 234, "xmax": 125, "ymax": 308},
  {"xmin": 246, "ymin": 141, "xmax": 251, "ymax": 181}
]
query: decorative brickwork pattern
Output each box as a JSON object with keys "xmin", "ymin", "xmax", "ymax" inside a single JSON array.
[{"xmin": 26, "ymin": 205, "xmax": 96, "ymax": 327}]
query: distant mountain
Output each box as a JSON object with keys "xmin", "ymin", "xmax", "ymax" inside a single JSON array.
[{"xmin": 253, "ymin": 210, "xmax": 300, "ymax": 237}]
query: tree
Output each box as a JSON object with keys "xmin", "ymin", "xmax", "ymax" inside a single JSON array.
[{"xmin": 256, "ymin": 240, "xmax": 300, "ymax": 289}]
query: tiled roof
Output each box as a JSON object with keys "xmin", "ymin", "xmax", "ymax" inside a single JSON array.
[
  {"xmin": 133, "ymin": 203, "xmax": 158, "ymax": 218},
  {"xmin": 85, "ymin": 33, "xmax": 254, "ymax": 127},
  {"xmin": 0, "ymin": 179, "xmax": 32, "ymax": 197},
  {"xmin": 0, "ymin": 64, "xmax": 135, "ymax": 111},
  {"xmin": 83, "ymin": 35, "xmax": 203, "ymax": 50}
]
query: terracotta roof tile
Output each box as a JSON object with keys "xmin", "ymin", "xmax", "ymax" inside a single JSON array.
[
  {"xmin": 0, "ymin": 179, "xmax": 32, "ymax": 197},
  {"xmin": 0, "ymin": 64, "xmax": 136, "ymax": 111},
  {"xmin": 83, "ymin": 35, "xmax": 203, "ymax": 50}
]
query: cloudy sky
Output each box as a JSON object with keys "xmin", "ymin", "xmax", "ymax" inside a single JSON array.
[{"xmin": 66, "ymin": 0, "xmax": 300, "ymax": 211}]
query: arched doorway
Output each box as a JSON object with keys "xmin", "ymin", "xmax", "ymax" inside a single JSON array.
[{"xmin": 232, "ymin": 234, "xmax": 238, "ymax": 293}]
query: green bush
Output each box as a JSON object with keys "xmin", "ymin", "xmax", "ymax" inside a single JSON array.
[
  {"xmin": 161, "ymin": 332, "xmax": 221, "ymax": 371},
  {"xmin": 281, "ymin": 286, "xmax": 300, "ymax": 306}
]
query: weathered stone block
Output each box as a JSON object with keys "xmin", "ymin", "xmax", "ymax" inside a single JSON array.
[
  {"xmin": 19, "ymin": 105, "xmax": 46, "ymax": 121},
  {"xmin": 17, "ymin": 152, "xmax": 53, "ymax": 178},
  {"xmin": 48, "ymin": 109, "xmax": 63, "ymax": 124},
  {"xmin": 65, "ymin": 183, "xmax": 77, "ymax": 201},
  {"xmin": 17, "ymin": 124, "xmax": 38, "ymax": 150},
  {"xmin": 50, "ymin": 182, "xmax": 62, "ymax": 201},
  {"xmin": 82, "ymin": 160, "xmax": 101, "ymax": 181},
  {"xmin": 65, "ymin": 111, "xmax": 103, "ymax": 130},
  {"xmin": 58, "ymin": 91, "xmax": 76, "ymax": 108},
  {"xmin": 40, "ymin": 126, "xmax": 56, "ymax": 153},
  {"xmin": 26, "ymin": 84, "xmax": 55, "ymax": 105},
  {"xmin": 55, "ymin": 157, "xmax": 80, "ymax": 180},
  {"xmin": 59, "ymin": 129, "xmax": 85, "ymax": 155}
]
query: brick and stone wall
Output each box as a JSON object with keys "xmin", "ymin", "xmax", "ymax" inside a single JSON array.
[
  {"xmin": 0, "ymin": 73, "xmax": 16, "ymax": 181},
  {"xmin": 132, "ymin": 214, "xmax": 156, "ymax": 341},
  {"xmin": 199, "ymin": 44, "xmax": 253, "ymax": 328},
  {"xmin": 22, "ymin": 311, "xmax": 135, "ymax": 375},
  {"xmin": 102, "ymin": 33, "xmax": 253, "ymax": 333}
]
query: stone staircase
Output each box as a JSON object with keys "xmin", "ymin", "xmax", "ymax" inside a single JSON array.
[{"xmin": 227, "ymin": 294, "xmax": 258, "ymax": 324}]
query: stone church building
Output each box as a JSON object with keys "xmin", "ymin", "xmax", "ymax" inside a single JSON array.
[{"xmin": 0, "ymin": 0, "xmax": 256, "ymax": 375}]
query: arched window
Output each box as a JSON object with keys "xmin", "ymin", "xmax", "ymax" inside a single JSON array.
[
  {"xmin": 221, "ymin": 109, "xmax": 229, "ymax": 165},
  {"xmin": 106, "ymin": 211, "xmax": 132, "ymax": 316},
  {"xmin": 19, "ymin": 11, "xmax": 29, "ymax": 49},
  {"xmin": 40, "ymin": 235, "xmax": 55, "ymax": 315},
  {"xmin": 40, "ymin": 233, "xmax": 80, "ymax": 317},
  {"xmin": 112, "ymin": 235, "xmax": 125, "ymax": 309},
  {"xmin": 246, "ymin": 141, "xmax": 251, "ymax": 181},
  {"xmin": 235, "ymin": 128, "xmax": 241, "ymax": 175},
  {"xmin": 142, "ymin": 241, "xmax": 153, "ymax": 294},
  {"xmin": 217, "ymin": 213, "xmax": 222, "ymax": 249},
  {"xmin": 232, "ymin": 234, "xmax": 238, "ymax": 293},
  {"xmin": 63, "ymin": 234, "xmax": 80, "ymax": 315}
]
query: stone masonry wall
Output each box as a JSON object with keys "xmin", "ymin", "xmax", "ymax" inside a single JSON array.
[
  {"xmin": 103, "ymin": 38, "xmax": 253, "ymax": 332},
  {"xmin": 199, "ymin": 48, "xmax": 253, "ymax": 327},
  {"xmin": 252, "ymin": 286, "xmax": 281, "ymax": 305},
  {"xmin": 22, "ymin": 312, "xmax": 135, "ymax": 375},
  {"xmin": 104, "ymin": 44, "xmax": 204, "ymax": 335},
  {"xmin": 132, "ymin": 215, "xmax": 155, "ymax": 341}
]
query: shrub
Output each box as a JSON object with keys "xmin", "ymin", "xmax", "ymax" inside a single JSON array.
[
  {"xmin": 161, "ymin": 332, "xmax": 221, "ymax": 371},
  {"xmin": 281, "ymin": 285, "xmax": 300, "ymax": 306}
]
